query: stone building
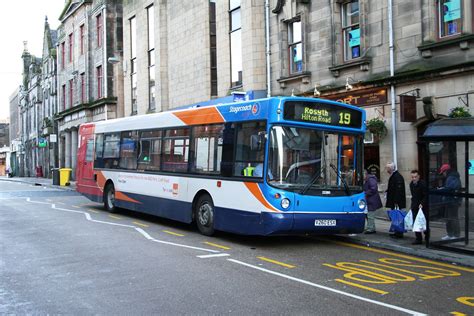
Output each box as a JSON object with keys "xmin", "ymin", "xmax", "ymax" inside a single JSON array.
[
  {"xmin": 19, "ymin": 43, "xmax": 42, "ymax": 177},
  {"xmin": 267, "ymin": 0, "xmax": 474, "ymax": 187},
  {"xmin": 121, "ymin": 0, "xmax": 267, "ymax": 115},
  {"xmin": 56, "ymin": 0, "xmax": 123, "ymax": 179},
  {"xmin": 9, "ymin": 88, "xmax": 22, "ymax": 177}
]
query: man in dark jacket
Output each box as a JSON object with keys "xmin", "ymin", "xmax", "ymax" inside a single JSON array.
[
  {"xmin": 363, "ymin": 170, "xmax": 382, "ymax": 234},
  {"xmin": 385, "ymin": 162, "xmax": 406, "ymax": 238},
  {"xmin": 409, "ymin": 170, "xmax": 427, "ymax": 244},
  {"xmin": 438, "ymin": 164, "xmax": 461, "ymax": 239}
]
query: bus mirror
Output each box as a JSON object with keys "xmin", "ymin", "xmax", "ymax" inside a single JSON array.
[{"xmin": 250, "ymin": 134, "xmax": 262, "ymax": 151}]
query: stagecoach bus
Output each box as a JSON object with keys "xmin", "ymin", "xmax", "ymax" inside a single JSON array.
[{"xmin": 76, "ymin": 96, "xmax": 367, "ymax": 236}]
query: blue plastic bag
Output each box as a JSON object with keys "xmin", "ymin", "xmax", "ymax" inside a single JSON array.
[{"xmin": 387, "ymin": 209, "xmax": 406, "ymax": 233}]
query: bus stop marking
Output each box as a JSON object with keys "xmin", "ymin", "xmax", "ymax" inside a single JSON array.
[
  {"xmin": 203, "ymin": 242, "xmax": 231, "ymax": 250},
  {"xmin": 108, "ymin": 214, "xmax": 122, "ymax": 220},
  {"xmin": 133, "ymin": 221, "xmax": 149, "ymax": 228},
  {"xmin": 457, "ymin": 297, "xmax": 474, "ymax": 307},
  {"xmin": 163, "ymin": 230, "xmax": 184, "ymax": 237},
  {"xmin": 335, "ymin": 278, "xmax": 389, "ymax": 295},
  {"xmin": 331, "ymin": 240, "xmax": 474, "ymax": 273},
  {"xmin": 258, "ymin": 256, "xmax": 296, "ymax": 269}
]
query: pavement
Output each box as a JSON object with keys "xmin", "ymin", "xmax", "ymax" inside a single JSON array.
[{"xmin": 1, "ymin": 175, "xmax": 473, "ymax": 268}]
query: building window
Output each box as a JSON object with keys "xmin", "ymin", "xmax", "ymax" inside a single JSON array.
[
  {"xmin": 438, "ymin": 0, "xmax": 462, "ymax": 38},
  {"xmin": 342, "ymin": 0, "xmax": 361, "ymax": 61},
  {"xmin": 229, "ymin": 0, "xmax": 242, "ymax": 87},
  {"xmin": 130, "ymin": 16, "xmax": 137, "ymax": 115},
  {"xmin": 147, "ymin": 6, "xmax": 156, "ymax": 112},
  {"xmin": 60, "ymin": 42, "xmax": 65, "ymax": 69},
  {"xmin": 96, "ymin": 13, "xmax": 103, "ymax": 48},
  {"xmin": 80, "ymin": 73, "xmax": 85, "ymax": 103},
  {"xmin": 80, "ymin": 24, "xmax": 85, "ymax": 55},
  {"xmin": 61, "ymin": 84, "xmax": 66, "ymax": 111},
  {"xmin": 288, "ymin": 19, "xmax": 303, "ymax": 74},
  {"xmin": 68, "ymin": 79, "xmax": 74, "ymax": 108},
  {"xmin": 210, "ymin": 0, "xmax": 217, "ymax": 96},
  {"xmin": 96, "ymin": 65, "xmax": 103, "ymax": 99},
  {"xmin": 68, "ymin": 33, "xmax": 73, "ymax": 63}
]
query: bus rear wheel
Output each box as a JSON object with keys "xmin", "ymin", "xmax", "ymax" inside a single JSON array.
[
  {"xmin": 195, "ymin": 194, "xmax": 215, "ymax": 236},
  {"xmin": 104, "ymin": 183, "xmax": 117, "ymax": 213}
]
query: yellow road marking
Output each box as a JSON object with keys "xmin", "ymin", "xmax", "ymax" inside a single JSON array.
[
  {"xmin": 133, "ymin": 221, "xmax": 149, "ymax": 228},
  {"xmin": 457, "ymin": 297, "xmax": 474, "ymax": 307},
  {"xmin": 108, "ymin": 215, "xmax": 122, "ymax": 220},
  {"xmin": 331, "ymin": 240, "xmax": 474, "ymax": 273},
  {"xmin": 203, "ymin": 241, "xmax": 230, "ymax": 250},
  {"xmin": 336, "ymin": 278, "xmax": 389, "ymax": 295},
  {"xmin": 88, "ymin": 209, "xmax": 99, "ymax": 214},
  {"xmin": 163, "ymin": 230, "xmax": 184, "ymax": 237},
  {"xmin": 71, "ymin": 205, "xmax": 81, "ymax": 208},
  {"xmin": 450, "ymin": 312, "xmax": 467, "ymax": 316},
  {"xmin": 257, "ymin": 256, "xmax": 296, "ymax": 269}
]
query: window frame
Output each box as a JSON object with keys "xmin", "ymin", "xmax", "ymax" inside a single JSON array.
[
  {"xmin": 96, "ymin": 65, "xmax": 103, "ymax": 99},
  {"xmin": 437, "ymin": 0, "xmax": 463, "ymax": 38},
  {"xmin": 96, "ymin": 13, "xmax": 103, "ymax": 48},
  {"xmin": 68, "ymin": 32, "xmax": 74, "ymax": 63},
  {"xmin": 341, "ymin": 0, "xmax": 361, "ymax": 62},
  {"xmin": 288, "ymin": 18, "xmax": 303, "ymax": 74},
  {"xmin": 147, "ymin": 5, "xmax": 156, "ymax": 112},
  {"xmin": 229, "ymin": 0, "xmax": 242, "ymax": 88},
  {"xmin": 79, "ymin": 24, "xmax": 85, "ymax": 55}
]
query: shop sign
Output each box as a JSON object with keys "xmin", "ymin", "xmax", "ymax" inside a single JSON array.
[
  {"xmin": 400, "ymin": 95, "xmax": 417, "ymax": 122},
  {"xmin": 323, "ymin": 88, "xmax": 388, "ymax": 107}
]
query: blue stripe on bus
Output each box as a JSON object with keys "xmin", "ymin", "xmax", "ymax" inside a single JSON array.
[{"xmin": 104, "ymin": 191, "xmax": 365, "ymax": 235}]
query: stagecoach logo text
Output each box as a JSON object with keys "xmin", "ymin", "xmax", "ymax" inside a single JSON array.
[
  {"xmin": 230, "ymin": 104, "xmax": 252, "ymax": 114},
  {"xmin": 301, "ymin": 107, "xmax": 331, "ymax": 123}
]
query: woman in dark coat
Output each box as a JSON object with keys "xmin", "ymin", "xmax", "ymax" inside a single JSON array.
[{"xmin": 363, "ymin": 170, "xmax": 382, "ymax": 233}]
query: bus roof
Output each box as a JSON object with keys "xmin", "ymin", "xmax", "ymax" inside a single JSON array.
[{"xmin": 92, "ymin": 97, "xmax": 365, "ymax": 134}]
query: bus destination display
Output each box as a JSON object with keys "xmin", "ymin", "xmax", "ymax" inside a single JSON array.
[{"xmin": 283, "ymin": 101, "xmax": 362, "ymax": 128}]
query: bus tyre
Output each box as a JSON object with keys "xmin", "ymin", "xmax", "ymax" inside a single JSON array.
[
  {"xmin": 195, "ymin": 194, "xmax": 215, "ymax": 236},
  {"xmin": 104, "ymin": 183, "xmax": 117, "ymax": 213}
]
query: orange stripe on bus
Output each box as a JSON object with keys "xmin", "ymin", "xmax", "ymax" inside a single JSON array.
[
  {"xmin": 96, "ymin": 171, "xmax": 107, "ymax": 192},
  {"xmin": 115, "ymin": 191, "xmax": 141, "ymax": 204},
  {"xmin": 173, "ymin": 107, "xmax": 224, "ymax": 125},
  {"xmin": 244, "ymin": 182, "xmax": 280, "ymax": 212}
]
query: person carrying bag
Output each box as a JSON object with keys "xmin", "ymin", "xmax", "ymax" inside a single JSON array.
[{"xmin": 409, "ymin": 170, "xmax": 428, "ymax": 245}]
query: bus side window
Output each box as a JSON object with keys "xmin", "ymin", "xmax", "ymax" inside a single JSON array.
[
  {"xmin": 103, "ymin": 133, "xmax": 121, "ymax": 169},
  {"xmin": 94, "ymin": 134, "xmax": 104, "ymax": 168},
  {"xmin": 119, "ymin": 131, "xmax": 138, "ymax": 170},
  {"xmin": 233, "ymin": 121, "xmax": 267, "ymax": 177},
  {"xmin": 138, "ymin": 130, "xmax": 162, "ymax": 171}
]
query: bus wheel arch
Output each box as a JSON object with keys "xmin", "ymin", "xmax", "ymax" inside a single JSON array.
[
  {"xmin": 193, "ymin": 191, "xmax": 215, "ymax": 236},
  {"xmin": 103, "ymin": 180, "xmax": 117, "ymax": 213}
]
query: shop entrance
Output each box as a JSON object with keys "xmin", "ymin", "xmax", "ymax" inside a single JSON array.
[{"xmin": 364, "ymin": 145, "xmax": 380, "ymax": 181}]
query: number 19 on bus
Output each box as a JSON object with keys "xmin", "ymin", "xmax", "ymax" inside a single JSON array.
[{"xmin": 339, "ymin": 112, "xmax": 351, "ymax": 125}]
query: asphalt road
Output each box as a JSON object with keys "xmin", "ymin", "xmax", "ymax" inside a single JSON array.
[{"xmin": 1, "ymin": 181, "xmax": 473, "ymax": 315}]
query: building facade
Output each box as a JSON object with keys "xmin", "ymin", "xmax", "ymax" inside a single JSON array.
[
  {"xmin": 268, "ymin": 0, "xmax": 474, "ymax": 187},
  {"xmin": 56, "ymin": 0, "xmax": 123, "ymax": 179},
  {"xmin": 9, "ymin": 88, "xmax": 21, "ymax": 177}
]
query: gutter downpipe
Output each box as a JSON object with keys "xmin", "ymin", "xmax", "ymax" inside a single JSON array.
[
  {"xmin": 265, "ymin": 0, "xmax": 271, "ymax": 97},
  {"xmin": 388, "ymin": 0, "xmax": 398, "ymax": 167}
]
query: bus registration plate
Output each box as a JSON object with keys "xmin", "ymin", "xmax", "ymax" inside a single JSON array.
[{"xmin": 315, "ymin": 219, "xmax": 336, "ymax": 226}]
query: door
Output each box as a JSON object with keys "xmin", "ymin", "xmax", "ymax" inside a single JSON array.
[{"xmin": 77, "ymin": 124, "xmax": 96, "ymax": 194}]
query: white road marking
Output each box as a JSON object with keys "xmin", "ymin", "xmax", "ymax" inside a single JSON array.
[
  {"xmin": 197, "ymin": 253, "xmax": 230, "ymax": 259},
  {"xmin": 228, "ymin": 259, "xmax": 427, "ymax": 316},
  {"xmin": 25, "ymin": 198, "xmax": 218, "ymax": 254}
]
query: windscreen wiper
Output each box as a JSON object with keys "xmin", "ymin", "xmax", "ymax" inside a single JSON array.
[
  {"xmin": 329, "ymin": 163, "xmax": 351, "ymax": 195},
  {"xmin": 300, "ymin": 168, "xmax": 321, "ymax": 195}
]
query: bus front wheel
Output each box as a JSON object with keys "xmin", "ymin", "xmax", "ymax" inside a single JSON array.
[
  {"xmin": 195, "ymin": 194, "xmax": 215, "ymax": 236},
  {"xmin": 104, "ymin": 183, "xmax": 117, "ymax": 213}
]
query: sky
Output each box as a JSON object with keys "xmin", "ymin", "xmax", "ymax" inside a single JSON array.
[{"xmin": 0, "ymin": 0, "xmax": 65, "ymax": 121}]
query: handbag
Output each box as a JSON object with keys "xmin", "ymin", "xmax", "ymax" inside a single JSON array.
[
  {"xmin": 404, "ymin": 210, "xmax": 413, "ymax": 232},
  {"xmin": 412, "ymin": 207, "xmax": 427, "ymax": 232},
  {"xmin": 387, "ymin": 207, "xmax": 406, "ymax": 233}
]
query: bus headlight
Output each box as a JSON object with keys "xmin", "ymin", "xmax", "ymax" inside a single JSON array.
[
  {"xmin": 358, "ymin": 199, "xmax": 367, "ymax": 211},
  {"xmin": 281, "ymin": 198, "xmax": 290, "ymax": 209}
]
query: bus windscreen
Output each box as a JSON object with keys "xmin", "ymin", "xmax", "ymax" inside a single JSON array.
[{"xmin": 283, "ymin": 101, "xmax": 363, "ymax": 129}]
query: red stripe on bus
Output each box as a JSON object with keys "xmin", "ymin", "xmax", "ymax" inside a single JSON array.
[
  {"xmin": 244, "ymin": 182, "xmax": 280, "ymax": 212},
  {"xmin": 173, "ymin": 107, "xmax": 225, "ymax": 125},
  {"xmin": 115, "ymin": 191, "xmax": 141, "ymax": 204}
]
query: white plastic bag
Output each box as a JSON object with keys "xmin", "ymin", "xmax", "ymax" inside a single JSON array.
[
  {"xmin": 412, "ymin": 208, "xmax": 427, "ymax": 232},
  {"xmin": 404, "ymin": 210, "xmax": 413, "ymax": 231}
]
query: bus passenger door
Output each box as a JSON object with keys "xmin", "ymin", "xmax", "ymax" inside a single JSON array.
[{"xmin": 77, "ymin": 124, "xmax": 97, "ymax": 195}]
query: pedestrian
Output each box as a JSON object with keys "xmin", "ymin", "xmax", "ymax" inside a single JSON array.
[
  {"xmin": 409, "ymin": 170, "xmax": 428, "ymax": 245},
  {"xmin": 438, "ymin": 163, "xmax": 461, "ymax": 240},
  {"xmin": 385, "ymin": 162, "xmax": 406, "ymax": 238},
  {"xmin": 363, "ymin": 169, "xmax": 382, "ymax": 234}
]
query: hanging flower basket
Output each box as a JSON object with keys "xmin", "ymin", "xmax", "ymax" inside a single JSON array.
[
  {"xmin": 448, "ymin": 106, "xmax": 471, "ymax": 118},
  {"xmin": 366, "ymin": 118, "xmax": 387, "ymax": 140}
]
